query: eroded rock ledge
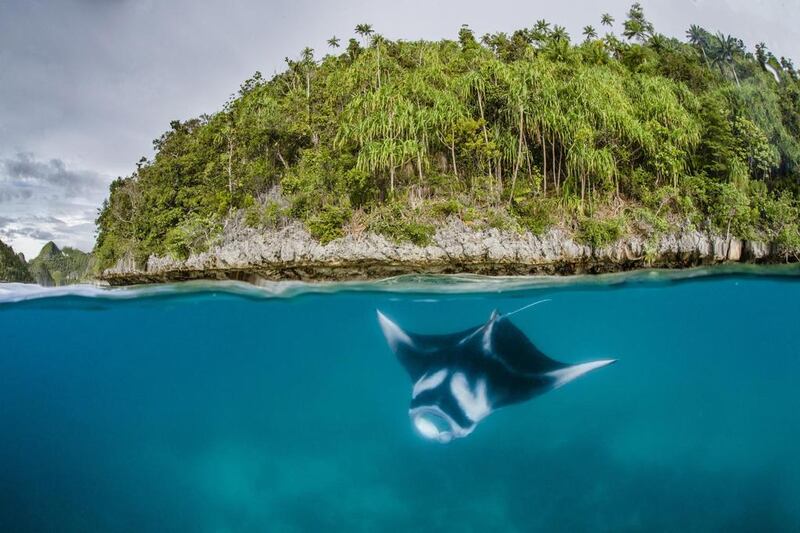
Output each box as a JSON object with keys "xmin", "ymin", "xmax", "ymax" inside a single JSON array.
[{"xmin": 100, "ymin": 219, "xmax": 793, "ymax": 286}]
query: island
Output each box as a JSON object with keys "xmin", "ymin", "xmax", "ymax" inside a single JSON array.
[
  {"xmin": 0, "ymin": 239, "xmax": 93, "ymax": 285},
  {"xmin": 21, "ymin": 4, "xmax": 800, "ymax": 285}
]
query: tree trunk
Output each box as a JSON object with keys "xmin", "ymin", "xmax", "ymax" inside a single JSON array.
[
  {"xmin": 477, "ymin": 90, "xmax": 492, "ymax": 177},
  {"xmin": 477, "ymin": 91, "xmax": 489, "ymax": 143},
  {"xmin": 541, "ymin": 129, "xmax": 547, "ymax": 195},
  {"xmin": 377, "ymin": 45, "xmax": 382, "ymax": 88},
  {"xmin": 496, "ymin": 160, "xmax": 502, "ymax": 193},
  {"xmin": 227, "ymin": 136, "xmax": 234, "ymax": 195},
  {"xmin": 525, "ymin": 144, "xmax": 533, "ymax": 192},
  {"xmin": 276, "ymin": 147, "xmax": 289, "ymax": 169},
  {"xmin": 450, "ymin": 142, "xmax": 458, "ymax": 181},
  {"xmin": 509, "ymin": 107, "xmax": 525, "ymax": 206},
  {"xmin": 551, "ymin": 139, "xmax": 558, "ymax": 192},
  {"xmin": 580, "ymin": 172, "xmax": 586, "ymax": 205}
]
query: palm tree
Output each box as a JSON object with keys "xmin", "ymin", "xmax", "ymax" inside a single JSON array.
[
  {"xmin": 534, "ymin": 19, "xmax": 550, "ymax": 34},
  {"xmin": 346, "ymin": 38, "xmax": 361, "ymax": 61},
  {"xmin": 601, "ymin": 13, "xmax": 614, "ymax": 27},
  {"xmin": 711, "ymin": 32, "xmax": 741, "ymax": 86},
  {"xmin": 686, "ymin": 24, "xmax": 710, "ymax": 67},
  {"xmin": 623, "ymin": 19, "xmax": 649, "ymax": 42},
  {"xmin": 755, "ymin": 42, "xmax": 768, "ymax": 67},
  {"xmin": 583, "ymin": 25, "xmax": 597, "ymax": 41},
  {"xmin": 648, "ymin": 33, "xmax": 669, "ymax": 52},
  {"xmin": 780, "ymin": 56, "xmax": 796, "ymax": 79},
  {"xmin": 530, "ymin": 20, "xmax": 550, "ymax": 46},
  {"xmin": 213, "ymin": 112, "xmax": 237, "ymax": 197},
  {"xmin": 551, "ymin": 25, "xmax": 569, "ymax": 43},
  {"xmin": 355, "ymin": 23, "xmax": 374, "ymax": 43},
  {"xmin": 299, "ymin": 47, "xmax": 315, "ymax": 131},
  {"xmin": 327, "ymin": 36, "xmax": 341, "ymax": 49},
  {"xmin": 371, "ymin": 34, "xmax": 386, "ymax": 88},
  {"xmin": 623, "ymin": 2, "xmax": 653, "ymax": 42}
]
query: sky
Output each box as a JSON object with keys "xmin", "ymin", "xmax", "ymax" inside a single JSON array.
[{"xmin": 1, "ymin": 0, "xmax": 798, "ymax": 258}]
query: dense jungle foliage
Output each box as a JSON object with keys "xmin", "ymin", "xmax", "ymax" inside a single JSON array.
[
  {"xmin": 0, "ymin": 239, "xmax": 33, "ymax": 283},
  {"xmin": 27, "ymin": 242, "xmax": 93, "ymax": 286},
  {"xmin": 94, "ymin": 4, "xmax": 800, "ymax": 270},
  {"xmin": 0, "ymin": 240, "xmax": 92, "ymax": 285}
]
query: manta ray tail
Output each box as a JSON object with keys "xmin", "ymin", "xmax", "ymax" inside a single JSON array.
[
  {"xmin": 502, "ymin": 299, "xmax": 552, "ymax": 318},
  {"xmin": 545, "ymin": 359, "xmax": 617, "ymax": 389}
]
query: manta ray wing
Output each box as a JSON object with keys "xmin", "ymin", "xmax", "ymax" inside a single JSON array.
[
  {"xmin": 376, "ymin": 310, "xmax": 479, "ymax": 380},
  {"xmin": 485, "ymin": 312, "xmax": 616, "ymax": 388},
  {"xmin": 481, "ymin": 312, "xmax": 567, "ymax": 375}
]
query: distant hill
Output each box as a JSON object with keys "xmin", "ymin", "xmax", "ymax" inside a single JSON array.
[
  {"xmin": 0, "ymin": 239, "xmax": 34, "ymax": 283},
  {"xmin": 28, "ymin": 241, "xmax": 93, "ymax": 286}
]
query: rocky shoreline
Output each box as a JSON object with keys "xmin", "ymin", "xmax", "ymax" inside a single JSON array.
[{"xmin": 98, "ymin": 219, "xmax": 796, "ymax": 286}]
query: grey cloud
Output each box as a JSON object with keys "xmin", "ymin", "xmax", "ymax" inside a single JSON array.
[
  {"xmin": 0, "ymin": 225, "xmax": 56, "ymax": 242},
  {"xmin": 74, "ymin": 0, "xmax": 129, "ymax": 4},
  {"xmin": 1, "ymin": 152, "xmax": 105, "ymax": 200},
  {"xmin": 0, "ymin": 152, "xmax": 105, "ymax": 255},
  {"xmin": 30, "ymin": 215, "xmax": 69, "ymax": 224},
  {"xmin": 0, "ymin": 212, "xmax": 95, "ymax": 254},
  {"xmin": 4, "ymin": 227, "xmax": 57, "ymax": 241},
  {"xmin": 0, "ymin": 189, "xmax": 33, "ymax": 203},
  {"xmin": 0, "ymin": 214, "xmax": 68, "ymax": 227}
]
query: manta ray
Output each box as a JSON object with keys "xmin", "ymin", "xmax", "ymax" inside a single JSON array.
[{"xmin": 377, "ymin": 305, "xmax": 616, "ymax": 443}]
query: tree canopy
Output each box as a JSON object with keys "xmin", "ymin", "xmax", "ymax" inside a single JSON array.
[
  {"xmin": 27, "ymin": 242, "xmax": 93, "ymax": 286},
  {"xmin": 0, "ymin": 239, "xmax": 33, "ymax": 283},
  {"xmin": 94, "ymin": 5, "xmax": 800, "ymax": 271}
]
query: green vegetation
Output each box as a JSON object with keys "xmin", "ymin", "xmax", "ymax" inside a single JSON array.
[
  {"xmin": 0, "ymin": 240, "xmax": 93, "ymax": 285},
  {"xmin": 95, "ymin": 3, "xmax": 800, "ymax": 271},
  {"xmin": 0, "ymin": 239, "xmax": 33, "ymax": 283},
  {"xmin": 28, "ymin": 242, "xmax": 93, "ymax": 286}
]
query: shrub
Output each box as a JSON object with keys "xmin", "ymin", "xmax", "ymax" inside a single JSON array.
[
  {"xmin": 577, "ymin": 217, "xmax": 625, "ymax": 248},
  {"xmin": 244, "ymin": 206, "xmax": 262, "ymax": 227},
  {"xmin": 306, "ymin": 205, "xmax": 352, "ymax": 244},
  {"xmin": 512, "ymin": 198, "xmax": 556, "ymax": 235},
  {"xmin": 485, "ymin": 208, "xmax": 518, "ymax": 231},
  {"xmin": 761, "ymin": 191, "xmax": 800, "ymax": 254},
  {"xmin": 368, "ymin": 201, "xmax": 435, "ymax": 246},
  {"xmin": 244, "ymin": 200, "xmax": 286, "ymax": 229},
  {"xmin": 631, "ymin": 207, "xmax": 669, "ymax": 234},
  {"xmin": 428, "ymin": 198, "xmax": 462, "ymax": 219},
  {"xmin": 709, "ymin": 182, "xmax": 757, "ymax": 239},
  {"xmin": 164, "ymin": 215, "xmax": 221, "ymax": 259},
  {"xmin": 373, "ymin": 219, "xmax": 435, "ymax": 246}
]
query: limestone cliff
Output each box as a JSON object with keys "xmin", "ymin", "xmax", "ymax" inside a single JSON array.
[{"xmin": 99, "ymin": 218, "xmax": 795, "ymax": 286}]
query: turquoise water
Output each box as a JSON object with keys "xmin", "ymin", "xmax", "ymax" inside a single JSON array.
[{"xmin": 1, "ymin": 271, "xmax": 800, "ymax": 532}]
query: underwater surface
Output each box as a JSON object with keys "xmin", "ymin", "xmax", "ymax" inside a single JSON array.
[{"xmin": 1, "ymin": 269, "xmax": 800, "ymax": 532}]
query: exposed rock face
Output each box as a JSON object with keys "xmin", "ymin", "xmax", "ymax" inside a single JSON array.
[{"xmin": 100, "ymin": 219, "xmax": 794, "ymax": 286}]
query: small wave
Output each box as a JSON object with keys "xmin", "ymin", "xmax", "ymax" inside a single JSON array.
[{"xmin": 1, "ymin": 264, "xmax": 798, "ymax": 304}]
